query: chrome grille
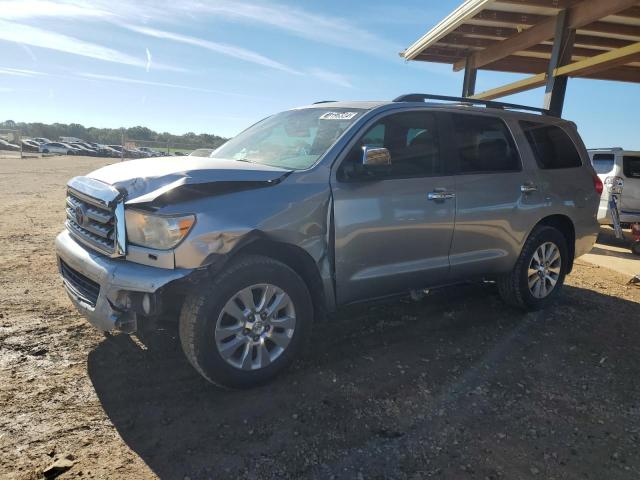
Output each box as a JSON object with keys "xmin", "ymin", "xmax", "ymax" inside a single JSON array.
[{"xmin": 64, "ymin": 176, "xmax": 126, "ymax": 257}]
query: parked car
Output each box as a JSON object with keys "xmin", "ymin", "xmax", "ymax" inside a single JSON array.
[
  {"xmin": 131, "ymin": 148, "xmax": 153, "ymax": 158},
  {"xmin": 589, "ymin": 148, "xmax": 640, "ymax": 225},
  {"xmin": 0, "ymin": 138, "xmax": 21, "ymax": 151},
  {"xmin": 189, "ymin": 148, "xmax": 214, "ymax": 157},
  {"xmin": 107, "ymin": 145, "xmax": 140, "ymax": 158},
  {"xmin": 86, "ymin": 143, "xmax": 117, "ymax": 158},
  {"xmin": 56, "ymin": 95, "xmax": 601, "ymax": 388},
  {"xmin": 21, "ymin": 139, "xmax": 41, "ymax": 152},
  {"xmin": 60, "ymin": 143, "xmax": 84, "ymax": 155},
  {"xmin": 138, "ymin": 147, "xmax": 162, "ymax": 157},
  {"xmin": 32, "ymin": 137, "xmax": 52, "ymax": 145},
  {"xmin": 69, "ymin": 143, "xmax": 98, "ymax": 156},
  {"xmin": 39, "ymin": 142, "xmax": 79, "ymax": 155}
]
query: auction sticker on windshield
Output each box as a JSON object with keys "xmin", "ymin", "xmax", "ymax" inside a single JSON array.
[{"xmin": 319, "ymin": 111, "xmax": 359, "ymax": 120}]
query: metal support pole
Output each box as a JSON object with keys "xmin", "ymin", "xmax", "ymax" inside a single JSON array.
[
  {"xmin": 544, "ymin": 9, "xmax": 575, "ymax": 117},
  {"xmin": 462, "ymin": 57, "xmax": 477, "ymax": 97}
]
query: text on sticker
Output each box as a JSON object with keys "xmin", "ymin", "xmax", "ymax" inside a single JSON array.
[{"xmin": 319, "ymin": 112, "xmax": 358, "ymax": 120}]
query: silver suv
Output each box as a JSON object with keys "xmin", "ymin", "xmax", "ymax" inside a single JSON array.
[{"xmin": 56, "ymin": 94, "xmax": 601, "ymax": 388}]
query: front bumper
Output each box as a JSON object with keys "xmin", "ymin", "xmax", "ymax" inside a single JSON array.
[{"xmin": 55, "ymin": 230, "xmax": 193, "ymax": 332}]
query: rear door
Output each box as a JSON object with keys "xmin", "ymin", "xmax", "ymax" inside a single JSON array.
[
  {"xmin": 447, "ymin": 113, "xmax": 542, "ymax": 279},
  {"xmin": 621, "ymin": 155, "xmax": 640, "ymax": 215},
  {"xmin": 590, "ymin": 152, "xmax": 617, "ymax": 222},
  {"xmin": 331, "ymin": 110, "xmax": 456, "ymax": 304}
]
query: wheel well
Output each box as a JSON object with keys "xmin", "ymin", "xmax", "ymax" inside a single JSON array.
[
  {"xmin": 535, "ymin": 215, "xmax": 576, "ymax": 273},
  {"xmin": 231, "ymin": 239, "xmax": 328, "ymax": 321}
]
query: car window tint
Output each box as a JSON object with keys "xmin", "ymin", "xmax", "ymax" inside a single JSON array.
[
  {"xmin": 452, "ymin": 114, "xmax": 520, "ymax": 173},
  {"xmin": 623, "ymin": 156, "xmax": 640, "ymax": 178},
  {"xmin": 520, "ymin": 121, "xmax": 582, "ymax": 169},
  {"xmin": 339, "ymin": 111, "xmax": 441, "ymax": 181},
  {"xmin": 591, "ymin": 153, "xmax": 615, "ymax": 174}
]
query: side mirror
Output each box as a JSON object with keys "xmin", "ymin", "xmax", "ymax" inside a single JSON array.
[{"xmin": 362, "ymin": 145, "xmax": 391, "ymax": 167}]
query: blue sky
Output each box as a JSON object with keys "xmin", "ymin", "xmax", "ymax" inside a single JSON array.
[{"xmin": 0, "ymin": 0, "xmax": 638, "ymax": 148}]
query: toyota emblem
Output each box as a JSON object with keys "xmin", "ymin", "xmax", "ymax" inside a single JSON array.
[{"xmin": 74, "ymin": 206, "xmax": 85, "ymax": 226}]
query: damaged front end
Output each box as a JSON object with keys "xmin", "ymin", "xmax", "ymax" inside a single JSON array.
[{"xmin": 55, "ymin": 155, "xmax": 335, "ymax": 334}]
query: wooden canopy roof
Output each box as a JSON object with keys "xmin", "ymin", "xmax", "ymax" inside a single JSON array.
[{"xmin": 401, "ymin": 0, "xmax": 640, "ymax": 100}]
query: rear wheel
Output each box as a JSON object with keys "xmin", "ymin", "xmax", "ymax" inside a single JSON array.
[
  {"xmin": 179, "ymin": 255, "xmax": 313, "ymax": 388},
  {"xmin": 498, "ymin": 225, "xmax": 569, "ymax": 310}
]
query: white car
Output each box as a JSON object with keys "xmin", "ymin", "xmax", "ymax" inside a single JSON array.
[
  {"xmin": 589, "ymin": 148, "xmax": 640, "ymax": 225},
  {"xmin": 39, "ymin": 142, "xmax": 79, "ymax": 155}
]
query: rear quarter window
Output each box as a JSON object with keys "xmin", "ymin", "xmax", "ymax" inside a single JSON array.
[
  {"xmin": 623, "ymin": 156, "xmax": 640, "ymax": 178},
  {"xmin": 520, "ymin": 121, "xmax": 582, "ymax": 169},
  {"xmin": 591, "ymin": 153, "xmax": 615, "ymax": 174}
]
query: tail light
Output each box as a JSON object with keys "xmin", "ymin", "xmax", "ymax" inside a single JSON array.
[{"xmin": 593, "ymin": 175, "xmax": 603, "ymax": 196}]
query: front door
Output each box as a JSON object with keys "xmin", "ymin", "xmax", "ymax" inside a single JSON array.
[{"xmin": 331, "ymin": 110, "xmax": 456, "ymax": 305}]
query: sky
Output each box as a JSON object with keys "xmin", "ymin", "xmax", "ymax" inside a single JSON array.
[{"xmin": 0, "ymin": 0, "xmax": 638, "ymax": 148}]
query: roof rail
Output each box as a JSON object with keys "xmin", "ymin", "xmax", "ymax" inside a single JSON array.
[
  {"xmin": 393, "ymin": 93, "xmax": 550, "ymax": 115},
  {"xmin": 313, "ymin": 100, "xmax": 337, "ymax": 104}
]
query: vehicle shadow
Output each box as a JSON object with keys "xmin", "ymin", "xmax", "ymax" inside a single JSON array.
[
  {"xmin": 597, "ymin": 226, "xmax": 635, "ymax": 249},
  {"xmin": 87, "ymin": 282, "xmax": 640, "ymax": 479}
]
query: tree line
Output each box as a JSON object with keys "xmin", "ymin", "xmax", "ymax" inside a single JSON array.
[{"xmin": 0, "ymin": 120, "xmax": 228, "ymax": 148}]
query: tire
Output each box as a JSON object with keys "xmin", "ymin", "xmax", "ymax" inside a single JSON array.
[
  {"xmin": 42, "ymin": 149, "xmax": 49, "ymax": 154},
  {"xmin": 179, "ymin": 255, "xmax": 313, "ymax": 388},
  {"xmin": 498, "ymin": 225, "xmax": 569, "ymax": 311},
  {"xmin": 631, "ymin": 242, "xmax": 640, "ymax": 256}
]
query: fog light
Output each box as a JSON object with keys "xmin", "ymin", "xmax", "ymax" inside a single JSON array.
[{"xmin": 142, "ymin": 293, "xmax": 152, "ymax": 315}]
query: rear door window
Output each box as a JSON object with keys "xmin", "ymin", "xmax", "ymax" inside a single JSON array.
[
  {"xmin": 520, "ymin": 121, "xmax": 582, "ymax": 169},
  {"xmin": 592, "ymin": 153, "xmax": 615, "ymax": 174},
  {"xmin": 623, "ymin": 156, "xmax": 640, "ymax": 178},
  {"xmin": 452, "ymin": 114, "xmax": 521, "ymax": 173}
]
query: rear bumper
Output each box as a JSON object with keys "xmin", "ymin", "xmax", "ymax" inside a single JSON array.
[{"xmin": 55, "ymin": 230, "xmax": 193, "ymax": 332}]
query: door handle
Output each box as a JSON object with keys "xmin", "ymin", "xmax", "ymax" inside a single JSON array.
[
  {"xmin": 428, "ymin": 191, "xmax": 455, "ymax": 201},
  {"xmin": 520, "ymin": 183, "xmax": 538, "ymax": 194}
]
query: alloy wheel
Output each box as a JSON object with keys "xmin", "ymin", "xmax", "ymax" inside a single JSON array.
[
  {"xmin": 527, "ymin": 241, "xmax": 562, "ymax": 299},
  {"xmin": 214, "ymin": 283, "xmax": 296, "ymax": 370}
]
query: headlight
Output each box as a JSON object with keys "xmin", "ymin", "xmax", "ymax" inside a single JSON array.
[{"xmin": 125, "ymin": 210, "xmax": 195, "ymax": 250}]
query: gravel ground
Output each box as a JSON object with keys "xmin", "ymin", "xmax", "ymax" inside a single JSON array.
[{"xmin": 1, "ymin": 156, "xmax": 639, "ymax": 480}]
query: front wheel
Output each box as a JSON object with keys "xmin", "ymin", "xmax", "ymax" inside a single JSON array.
[
  {"xmin": 498, "ymin": 225, "xmax": 569, "ymax": 310},
  {"xmin": 179, "ymin": 255, "xmax": 313, "ymax": 388}
]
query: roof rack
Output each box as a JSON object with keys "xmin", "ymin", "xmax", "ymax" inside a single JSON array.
[{"xmin": 393, "ymin": 93, "xmax": 550, "ymax": 115}]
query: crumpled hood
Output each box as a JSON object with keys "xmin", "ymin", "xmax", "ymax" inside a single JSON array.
[{"xmin": 88, "ymin": 156, "xmax": 291, "ymax": 206}]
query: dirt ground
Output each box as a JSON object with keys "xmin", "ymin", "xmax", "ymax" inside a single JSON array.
[{"xmin": 1, "ymin": 156, "xmax": 639, "ymax": 480}]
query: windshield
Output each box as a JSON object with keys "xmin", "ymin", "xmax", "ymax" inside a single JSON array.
[{"xmin": 211, "ymin": 108, "xmax": 364, "ymax": 169}]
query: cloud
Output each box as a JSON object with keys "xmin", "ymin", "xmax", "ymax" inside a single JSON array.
[
  {"xmin": 0, "ymin": 0, "xmax": 112, "ymax": 20},
  {"xmin": 309, "ymin": 68, "xmax": 352, "ymax": 88},
  {"xmin": 77, "ymin": 72, "xmax": 256, "ymax": 97},
  {"xmin": 0, "ymin": 67, "xmax": 47, "ymax": 76},
  {"xmin": 0, "ymin": 20, "xmax": 151, "ymax": 68},
  {"xmin": 145, "ymin": 48, "xmax": 152, "ymax": 72},
  {"xmin": 1, "ymin": 0, "xmax": 400, "ymax": 58},
  {"xmin": 183, "ymin": 0, "xmax": 402, "ymax": 57},
  {"xmin": 123, "ymin": 24, "xmax": 301, "ymax": 75}
]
